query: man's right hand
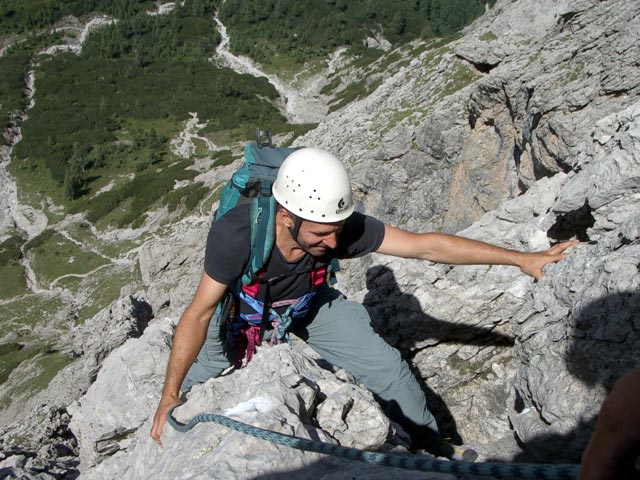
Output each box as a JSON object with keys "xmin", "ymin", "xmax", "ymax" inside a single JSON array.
[
  {"xmin": 150, "ymin": 393, "xmax": 182, "ymax": 446},
  {"xmin": 150, "ymin": 273, "xmax": 228, "ymax": 446}
]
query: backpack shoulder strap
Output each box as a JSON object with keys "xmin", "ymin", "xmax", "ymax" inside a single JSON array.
[
  {"xmin": 242, "ymin": 195, "xmax": 276, "ymax": 285},
  {"xmin": 241, "ymin": 142, "xmax": 295, "ymax": 285}
]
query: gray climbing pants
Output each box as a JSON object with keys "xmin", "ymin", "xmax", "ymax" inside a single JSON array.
[{"xmin": 182, "ymin": 287, "xmax": 440, "ymax": 447}]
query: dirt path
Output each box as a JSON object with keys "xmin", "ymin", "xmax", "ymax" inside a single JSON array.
[
  {"xmin": 212, "ymin": 14, "xmax": 330, "ymax": 124},
  {"xmin": 170, "ymin": 112, "xmax": 220, "ymax": 158}
]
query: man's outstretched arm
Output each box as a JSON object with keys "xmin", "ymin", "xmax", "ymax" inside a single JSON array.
[
  {"xmin": 150, "ymin": 272, "xmax": 228, "ymax": 446},
  {"xmin": 377, "ymin": 225, "xmax": 578, "ymax": 280}
]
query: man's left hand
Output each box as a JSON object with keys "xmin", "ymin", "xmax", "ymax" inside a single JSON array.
[{"xmin": 519, "ymin": 240, "xmax": 579, "ymax": 280}]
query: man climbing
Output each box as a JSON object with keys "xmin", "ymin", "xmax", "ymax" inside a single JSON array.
[{"xmin": 151, "ymin": 147, "xmax": 577, "ymax": 460}]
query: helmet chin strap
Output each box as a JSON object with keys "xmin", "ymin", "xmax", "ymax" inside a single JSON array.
[{"xmin": 287, "ymin": 214, "xmax": 304, "ymax": 245}]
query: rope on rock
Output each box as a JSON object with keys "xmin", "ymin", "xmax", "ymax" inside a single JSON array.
[{"xmin": 167, "ymin": 407, "xmax": 581, "ymax": 479}]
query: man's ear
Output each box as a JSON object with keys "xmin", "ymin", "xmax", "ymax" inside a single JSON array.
[{"xmin": 276, "ymin": 205, "xmax": 293, "ymax": 228}]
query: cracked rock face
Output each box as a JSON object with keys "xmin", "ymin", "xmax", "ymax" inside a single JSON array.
[
  {"xmin": 302, "ymin": 0, "xmax": 640, "ymax": 464},
  {"xmin": 72, "ymin": 331, "xmax": 447, "ymax": 480},
  {"xmin": 1, "ymin": 0, "xmax": 639, "ymax": 478}
]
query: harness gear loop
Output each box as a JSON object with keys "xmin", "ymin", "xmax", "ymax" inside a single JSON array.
[{"xmin": 237, "ymin": 323, "xmax": 261, "ymax": 367}]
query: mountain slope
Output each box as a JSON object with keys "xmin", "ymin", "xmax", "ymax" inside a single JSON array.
[{"xmin": 1, "ymin": 0, "xmax": 639, "ymax": 478}]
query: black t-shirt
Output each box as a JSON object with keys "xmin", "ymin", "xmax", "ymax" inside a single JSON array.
[{"xmin": 204, "ymin": 203, "xmax": 385, "ymax": 304}]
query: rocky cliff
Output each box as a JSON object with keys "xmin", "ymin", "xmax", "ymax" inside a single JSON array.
[{"xmin": 1, "ymin": 0, "xmax": 639, "ymax": 478}]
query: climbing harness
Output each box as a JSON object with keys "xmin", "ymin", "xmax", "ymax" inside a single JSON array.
[
  {"xmin": 226, "ymin": 260, "xmax": 333, "ymax": 367},
  {"xmin": 167, "ymin": 406, "xmax": 581, "ymax": 480}
]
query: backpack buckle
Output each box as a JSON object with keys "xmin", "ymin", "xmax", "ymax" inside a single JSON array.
[{"xmin": 256, "ymin": 128, "xmax": 273, "ymax": 148}]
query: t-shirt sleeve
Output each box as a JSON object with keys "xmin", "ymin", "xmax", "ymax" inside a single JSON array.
[
  {"xmin": 337, "ymin": 212, "xmax": 385, "ymax": 258},
  {"xmin": 203, "ymin": 205, "xmax": 251, "ymax": 284}
]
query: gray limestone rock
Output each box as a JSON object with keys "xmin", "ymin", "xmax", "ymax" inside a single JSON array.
[
  {"xmin": 315, "ymin": 383, "xmax": 390, "ymax": 449},
  {"xmin": 334, "ymin": 0, "xmax": 640, "ymax": 463},
  {"xmin": 73, "ymin": 329, "xmax": 451, "ymax": 480},
  {"xmin": 3, "ymin": 0, "xmax": 640, "ymax": 477},
  {"xmin": 137, "ymin": 216, "xmax": 210, "ymax": 315},
  {"xmin": 68, "ymin": 317, "xmax": 174, "ymax": 468},
  {"xmin": 74, "ymin": 0, "xmax": 640, "ymax": 473}
]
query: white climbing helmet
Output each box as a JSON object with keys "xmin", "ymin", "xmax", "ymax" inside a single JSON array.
[{"xmin": 272, "ymin": 147, "xmax": 354, "ymax": 223}]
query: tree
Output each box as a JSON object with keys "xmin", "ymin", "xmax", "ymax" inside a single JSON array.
[
  {"xmin": 391, "ymin": 12, "xmax": 407, "ymax": 35},
  {"xmin": 64, "ymin": 143, "xmax": 87, "ymax": 200}
]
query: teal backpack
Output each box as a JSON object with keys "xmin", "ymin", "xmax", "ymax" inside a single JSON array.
[{"xmin": 215, "ymin": 128, "xmax": 297, "ymax": 286}]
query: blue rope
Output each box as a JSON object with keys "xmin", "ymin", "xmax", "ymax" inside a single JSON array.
[{"xmin": 167, "ymin": 406, "xmax": 581, "ymax": 479}]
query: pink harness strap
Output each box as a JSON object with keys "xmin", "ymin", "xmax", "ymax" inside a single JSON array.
[
  {"xmin": 235, "ymin": 319, "xmax": 292, "ymax": 368},
  {"xmin": 235, "ymin": 323, "xmax": 261, "ymax": 368}
]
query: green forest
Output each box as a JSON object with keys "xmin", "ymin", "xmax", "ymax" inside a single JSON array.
[
  {"xmin": 219, "ymin": 0, "xmax": 494, "ymax": 64},
  {"xmin": 0, "ymin": 0, "xmax": 156, "ymax": 35},
  {"xmin": 1, "ymin": 0, "xmax": 492, "ymax": 218},
  {"xmin": 1, "ymin": 0, "xmax": 492, "ymax": 40},
  {"xmin": 6, "ymin": 0, "xmax": 286, "ymax": 215}
]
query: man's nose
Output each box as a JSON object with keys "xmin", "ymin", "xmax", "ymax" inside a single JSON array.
[{"xmin": 323, "ymin": 233, "xmax": 338, "ymax": 249}]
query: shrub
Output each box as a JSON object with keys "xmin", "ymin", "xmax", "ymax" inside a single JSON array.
[
  {"xmin": 0, "ymin": 235, "xmax": 24, "ymax": 267},
  {"xmin": 24, "ymin": 229, "xmax": 55, "ymax": 252}
]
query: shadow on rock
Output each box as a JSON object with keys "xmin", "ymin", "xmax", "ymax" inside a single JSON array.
[
  {"xmin": 363, "ymin": 265, "xmax": 515, "ymax": 445},
  {"xmin": 566, "ymin": 291, "xmax": 639, "ymax": 389},
  {"xmin": 509, "ymin": 290, "xmax": 640, "ymax": 465},
  {"xmin": 363, "ymin": 265, "xmax": 515, "ymax": 350},
  {"xmin": 249, "ymin": 456, "xmax": 441, "ymax": 480}
]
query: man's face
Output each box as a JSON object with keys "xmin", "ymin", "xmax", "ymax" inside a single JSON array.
[{"xmin": 295, "ymin": 219, "xmax": 344, "ymax": 257}]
